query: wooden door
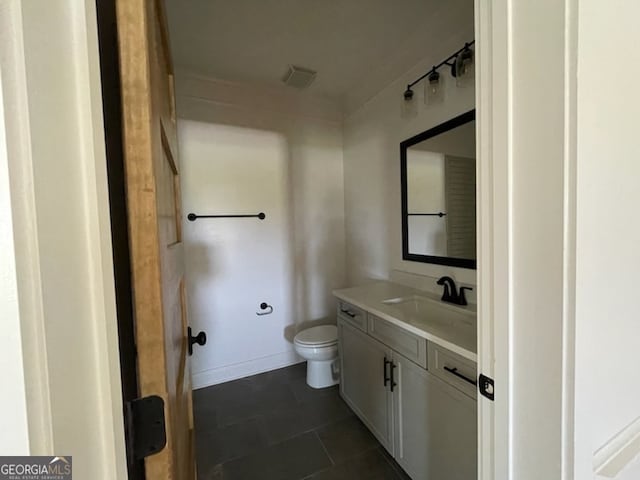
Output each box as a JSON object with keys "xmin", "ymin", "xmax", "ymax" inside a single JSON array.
[
  {"xmin": 116, "ymin": 0, "xmax": 195, "ymax": 478},
  {"xmin": 338, "ymin": 320, "xmax": 394, "ymax": 452}
]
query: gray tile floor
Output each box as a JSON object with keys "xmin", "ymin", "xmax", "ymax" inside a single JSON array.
[{"xmin": 194, "ymin": 363, "xmax": 411, "ymax": 480}]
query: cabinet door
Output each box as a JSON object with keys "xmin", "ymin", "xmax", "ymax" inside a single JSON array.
[
  {"xmin": 338, "ymin": 319, "xmax": 394, "ymax": 451},
  {"xmin": 393, "ymin": 353, "xmax": 477, "ymax": 480}
]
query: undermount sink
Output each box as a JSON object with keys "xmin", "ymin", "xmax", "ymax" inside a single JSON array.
[{"xmin": 381, "ymin": 295, "xmax": 475, "ymax": 330}]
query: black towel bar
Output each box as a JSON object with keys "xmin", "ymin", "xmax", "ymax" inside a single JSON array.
[
  {"xmin": 407, "ymin": 212, "xmax": 447, "ymax": 217},
  {"xmin": 187, "ymin": 212, "xmax": 266, "ymax": 221}
]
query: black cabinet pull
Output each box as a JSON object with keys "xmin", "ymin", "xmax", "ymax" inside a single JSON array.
[
  {"xmin": 390, "ymin": 362, "xmax": 397, "ymax": 392},
  {"xmin": 340, "ymin": 308, "xmax": 356, "ymax": 318},
  {"xmin": 383, "ymin": 357, "xmax": 391, "ymax": 387},
  {"xmin": 443, "ymin": 366, "xmax": 477, "ymax": 386}
]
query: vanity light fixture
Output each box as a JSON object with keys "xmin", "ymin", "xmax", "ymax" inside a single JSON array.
[
  {"xmin": 402, "ymin": 40, "xmax": 475, "ymax": 104},
  {"xmin": 424, "ymin": 68, "xmax": 443, "ymax": 105},
  {"xmin": 452, "ymin": 45, "xmax": 474, "ymax": 88},
  {"xmin": 402, "ymin": 85, "xmax": 418, "ymax": 118},
  {"xmin": 403, "ymin": 85, "xmax": 414, "ymax": 101}
]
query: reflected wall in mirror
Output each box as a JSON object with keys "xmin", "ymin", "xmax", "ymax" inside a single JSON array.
[{"xmin": 401, "ymin": 110, "xmax": 476, "ymax": 269}]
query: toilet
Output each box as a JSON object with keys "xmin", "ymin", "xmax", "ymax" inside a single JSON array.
[{"xmin": 293, "ymin": 325, "xmax": 339, "ymax": 389}]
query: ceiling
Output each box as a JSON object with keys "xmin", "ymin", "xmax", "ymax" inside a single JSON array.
[{"xmin": 165, "ymin": 0, "xmax": 473, "ymax": 107}]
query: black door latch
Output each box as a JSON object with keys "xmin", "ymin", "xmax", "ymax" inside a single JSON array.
[
  {"xmin": 479, "ymin": 374, "xmax": 494, "ymax": 401},
  {"xmin": 188, "ymin": 327, "xmax": 207, "ymax": 356}
]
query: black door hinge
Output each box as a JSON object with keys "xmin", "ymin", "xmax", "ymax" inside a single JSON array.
[
  {"xmin": 479, "ymin": 374, "xmax": 494, "ymax": 401},
  {"xmin": 126, "ymin": 395, "xmax": 167, "ymax": 460}
]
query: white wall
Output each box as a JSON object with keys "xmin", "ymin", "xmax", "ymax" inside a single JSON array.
[
  {"xmin": 176, "ymin": 73, "xmax": 347, "ymax": 387},
  {"xmin": 180, "ymin": 122, "xmax": 297, "ymax": 387},
  {"xmin": 0, "ymin": 1, "xmax": 127, "ymax": 477},
  {"xmin": 342, "ymin": 7, "xmax": 476, "ymax": 292},
  {"xmin": 573, "ymin": 0, "xmax": 640, "ymax": 478}
]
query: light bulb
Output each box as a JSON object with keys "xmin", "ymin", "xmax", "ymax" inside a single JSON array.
[
  {"xmin": 404, "ymin": 86, "xmax": 414, "ymax": 101},
  {"xmin": 424, "ymin": 69, "xmax": 443, "ymax": 105},
  {"xmin": 401, "ymin": 85, "xmax": 418, "ymax": 118},
  {"xmin": 454, "ymin": 47, "xmax": 474, "ymax": 88}
]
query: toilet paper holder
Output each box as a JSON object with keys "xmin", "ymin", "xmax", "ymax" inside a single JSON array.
[{"xmin": 256, "ymin": 302, "xmax": 273, "ymax": 316}]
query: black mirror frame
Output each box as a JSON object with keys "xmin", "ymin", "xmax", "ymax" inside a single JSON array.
[{"xmin": 400, "ymin": 109, "xmax": 477, "ymax": 269}]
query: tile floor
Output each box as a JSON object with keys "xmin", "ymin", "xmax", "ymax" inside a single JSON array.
[{"xmin": 194, "ymin": 363, "xmax": 410, "ymax": 480}]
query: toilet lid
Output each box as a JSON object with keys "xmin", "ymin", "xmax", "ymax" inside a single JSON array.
[{"xmin": 294, "ymin": 325, "xmax": 338, "ymax": 346}]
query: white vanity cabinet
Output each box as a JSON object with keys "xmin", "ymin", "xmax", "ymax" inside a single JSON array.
[
  {"xmin": 337, "ymin": 300, "xmax": 477, "ymax": 480},
  {"xmin": 338, "ymin": 319, "xmax": 394, "ymax": 451},
  {"xmin": 393, "ymin": 352, "xmax": 477, "ymax": 480}
]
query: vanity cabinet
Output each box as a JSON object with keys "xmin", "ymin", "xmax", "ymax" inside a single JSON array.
[
  {"xmin": 338, "ymin": 319, "xmax": 394, "ymax": 451},
  {"xmin": 393, "ymin": 352, "xmax": 476, "ymax": 480},
  {"xmin": 337, "ymin": 301, "xmax": 477, "ymax": 480},
  {"xmin": 368, "ymin": 313, "xmax": 427, "ymax": 368},
  {"xmin": 337, "ymin": 300, "xmax": 367, "ymax": 331}
]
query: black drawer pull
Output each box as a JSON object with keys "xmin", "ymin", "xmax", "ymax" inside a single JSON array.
[
  {"xmin": 383, "ymin": 357, "xmax": 391, "ymax": 387},
  {"xmin": 390, "ymin": 362, "xmax": 397, "ymax": 392},
  {"xmin": 340, "ymin": 308, "xmax": 356, "ymax": 318},
  {"xmin": 443, "ymin": 366, "xmax": 477, "ymax": 386}
]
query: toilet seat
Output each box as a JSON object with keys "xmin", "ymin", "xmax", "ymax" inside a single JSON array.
[{"xmin": 294, "ymin": 325, "xmax": 338, "ymax": 347}]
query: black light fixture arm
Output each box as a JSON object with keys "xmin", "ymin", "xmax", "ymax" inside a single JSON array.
[{"xmin": 405, "ymin": 40, "xmax": 475, "ymax": 93}]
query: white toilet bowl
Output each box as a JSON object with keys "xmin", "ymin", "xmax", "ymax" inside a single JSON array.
[{"xmin": 293, "ymin": 325, "xmax": 339, "ymax": 389}]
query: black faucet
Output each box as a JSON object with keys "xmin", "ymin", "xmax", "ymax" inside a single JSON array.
[{"xmin": 436, "ymin": 276, "xmax": 473, "ymax": 306}]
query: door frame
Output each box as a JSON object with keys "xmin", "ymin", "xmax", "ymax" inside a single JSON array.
[
  {"xmin": 0, "ymin": 0, "xmax": 128, "ymax": 477},
  {"xmin": 475, "ymin": 1, "xmax": 510, "ymax": 478},
  {"xmin": 475, "ymin": 1, "xmax": 578, "ymax": 479},
  {"xmin": 2, "ymin": 0, "xmax": 583, "ymax": 478}
]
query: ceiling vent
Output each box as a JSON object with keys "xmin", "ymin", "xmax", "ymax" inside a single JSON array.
[{"xmin": 282, "ymin": 65, "xmax": 317, "ymax": 89}]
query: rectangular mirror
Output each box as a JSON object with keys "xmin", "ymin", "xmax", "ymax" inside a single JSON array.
[{"xmin": 401, "ymin": 110, "xmax": 476, "ymax": 269}]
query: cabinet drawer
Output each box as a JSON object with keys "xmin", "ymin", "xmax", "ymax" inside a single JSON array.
[
  {"xmin": 337, "ymin": 301, "xmax": 367, "ymax": 331},
  {"xmin": 368, "ymin": 314, "xmax": 427, "ymax": 368},
  {"xmin": 428, "ymin": 342, "xmax": 477, "ymax": 399}
]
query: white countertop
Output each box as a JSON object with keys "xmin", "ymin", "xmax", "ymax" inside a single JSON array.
[{"xmin": 333, "ymin": 281, "xmax": 477, "ymax": 362}]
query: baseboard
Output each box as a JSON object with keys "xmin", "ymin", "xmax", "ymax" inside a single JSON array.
[
  {"xmin": 594, "ymin": 416, "xmax": 640, "ymax": 478},
  {"xmin": 192, "ymin": 350, "xmax": 303, "ymax": 390}
]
